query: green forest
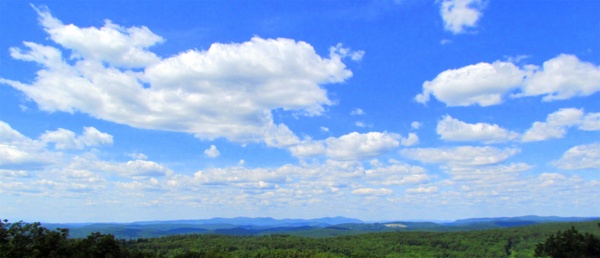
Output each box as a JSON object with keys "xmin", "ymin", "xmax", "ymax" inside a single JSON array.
[{"xmin": 1, "ymin": 219, "xmax": 599, "ymax": 258}]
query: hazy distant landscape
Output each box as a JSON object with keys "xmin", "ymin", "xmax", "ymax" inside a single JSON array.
[
  {"xmin": 3, "ymin": 216, "xmax": 600, "ymax": 257},
  {"xmin": 41, "ymin": 215, "xmax": 600, "ymax": 239}
]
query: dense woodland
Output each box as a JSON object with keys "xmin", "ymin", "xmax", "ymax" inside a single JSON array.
[{"xmin": 1, "ymin": 219, "xmax": 599, "ymax": 258}]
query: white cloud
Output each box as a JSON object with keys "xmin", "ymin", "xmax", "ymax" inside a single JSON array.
[
  {"xmin": 0, "ymin": 170, "xmax": 31, "ymax": 178},
  {"xmin": 365, "ymin": 163, "xmax": 429, "ymax": 186},
  {"xmin": 290, "ymin": 131, "xmax": 402, "ymax": 160},
  {"xmin": 117, "ymin": 160, "xmax": 172, "ymax": 177},
  {"xmin": 440, "ymin": 39, "xmax": 453, "ymax": 45},
  {"xmin": 0, "ymin": 120, "xmax": 433, "ymax": 214},
  {"xmin": 325, "ymin": 132, "xmax": 400, "ymax": 160},
  {"xmin": 263, "ymin": 123, "xmax": 300, "ymax": 148},
  {"xmin": 0, "ymin": 121, "xmax": 28, "ymax": 143},
  {"xmin": 400, "ymin": 133, "xmax": 419, "ymax": 146},
  {"xmin": 191, "ymin": 166, "xmax": 288, "ymax": 187},
  {"xmin": 330, "ymin": 43, "xmax": 365, "ymax": 62},
  {"xmin": 289, "ymin": 141, "xmax": 326, "ymax": 158},
  {"xmin": 0, "ymin": 144, "xmax": 49, "ymax": 169},
  {"xmin": 0, "ymin": 121, "xmax": 54, "ymax": 169},
  {"xmin": 57, "ymin": 168, "xmax": 104, "ymax": 184},
  {"xmin": 410, "ymin": 121, "xmax": 422, "ymax": 130},
  {"xmin": 128, "ymin": 152, "xmax": 148, "ymax": 160},
  {"xmin": 41, "ymin": 127, "xmax": 113, "ymax": 150},
  {"xmin": 522, "ymin": 108, "xmax": 584, "ymax": 142},
  {"xmin": 437, "ymin": 115, "xmax": 518, "ymax": 143},
  {"xmin": 439, "ymin": 0, "xmax": 485, "ymax": 34},
  {"xmin": 553, "ymin": 143, "xmax": 600, "ymax": 170},
  {"xmin": 406, "ymin": 186, "xmax": 438, "ymax": 194},
  {"xmin": 416, "ymin": 54, "xmax": 600, "ymax": 106},
  {"xmin": 415, "ymin": 61, "xmax": 524, "ymax": 106},
  {"xmin": 445, "ymin": 162, "xmax": 531, "ymax": 182},
  {"xmin": 1, "ymin": 7, "xmax": 359, "ymax": 146},
  {"xmin": 351, "ymin": 187, "xmax": 393, "ymax": 196},
  {"xmin": 204, "ymin": 145, "xmax": 220, "ymax": 158},
  {"xmin": 33, "ymin": 4, "xmax": 163, "ymax": 68},
  {"xmin": 79, "ymin": 127, "xmax": 113, "ymax": 147},
  {"xmin": 504, "ymin": 55, "xmax": 529, "ymax": 64},
  {"xmin": 580, "ymin": 112, "xmax": 600, "ymax": 131},
  {"xmin": 68, "ymin": 155, "xmax": 171, "ymax": 178},
  {"xmin": 401, "ymin": 146, "xmax": 519, "ymax": 166},
  {"xmin": 518, "ymin": 54, "xmax": 600, "ymax": 101},
  {"xmin": 350, "ymin": 108, "xmax": 365, "ymax": 116},
  {"xmin": 40, "ymin": 129, "xmax": 78, "ymax": 149}
]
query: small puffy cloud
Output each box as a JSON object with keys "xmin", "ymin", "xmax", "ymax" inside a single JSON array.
[
  {"xmin": 40, "ymin": 127, "xmax": 113, "ymax": 149},
  {"xmin": 40, "ymin": 129, "xmax": 78, "ymax": 149},
  {"xmin": 411, "ymin": 121, "xmax": 422, "ymax": 130},
  {"xmin": 192, "ymin": 166, "xmax": 286, "ymax": 187},
  {"xmin": 0, "ymin": 121, "xmax": 54, "ymax": 169},
  {"xmin": 355, "ymin": 121, "xmax": 368, "ymax": 128},
  {"xmin": 522, "ymin": 108, "xmax": 584, "ymax": 142},
  {"xmin": 68, "ymin": 155, "xmax": 171, "ymax": 178},
  {"xmin": 128, "ymin": 152, "xmax": 148, "ymax": 160},
  {"xmin": 505, "ymin": 55, "xmax": 529, "ymax": 64},
  {"xmin": 0, "ymin": 144, "xmax": 49, "ymax": 169},
  {"xmin": 32, "ymin": 4, "xmax": 163, "ymax": 68},
  {"xmin": 351, "ymin": 187, "xmax": 393, "ymax": 196},
  {"xmin": 580, "ymin": 112, "xmax": 600, "ymax": 131},
  {"xmin": 401, "ymin": 146, "xmax": 519, "ymax": 166},
  {"xmin": 290, "ymin": 131, "xmax": 412, "ymax": 160},
  {"xmin": 536, "ymin": 173, "xmax": 569, "ymax": 188},
  {"xmin": 439, "ymin": 0, "xmax": 485, "ymax": 34},
  {"xmin": 58, "ymin": 168, "xmax": 105, "ymax": 184},
  {"xmin": 289, "ymin": 141, "xmax": 326, "ymax": 158},
  {"xmin": 330, "ymin": 43, "xmax": 365, "ymax": 62},
  {"xmin": 518, "ymin": 54, "xmax": 600, "ymax": 101},
  {"xmin": 406, "ymin": 186, "xmax": 438, "ymax": 194},
  {"xmin": 204, "ymin": 145, "xmax": 220, "ymax": 158},
  {"xmin": 1, "ymin": 7, "xmax": 359, "ymax": 146},
  {"xmin": 114, "ymin": 177, "xmax": 164, "ymax": 192},
  {"xmin": 263, "ymin": 123, "xmax": 300, "ymax": 148},
  {"xmin": 79, "ymin": 127, "xmax": 113, "ymax": 147},
  {"xmin": 553, "ymin": 143, "xmax": 600, "ymax": 170},
  {"xmin": 416, "ymin": 54, "xmax": 600, "ymax": 106},
  {"xmin": 416, "ymin": 61, "xmax": 524, "ymax": 106},
  {"xmin": 400, "ymin": 133, "xmax": 419, "ymax": 146},
  {"xmin": 365, "ymin": 163, "xmax": 429, "ymax": 186},
  {"xmin": 325, "ymin": 132, "xmax": 400, "ymax": 160},
  {"xmin": 121, "ymin": 160, "xmax": 171, "ymax": 177},
  {"xmin": 0, "ymin": 170, "xmax": 31, "ymax": 178},
  {"xmin": 350, "ymin": 108, "xmax": 365, "ymax": 116},
  {"xmin": 0, "ymin": 121, "xmax": 29, "ymax": 143},
  {"xmin": 437, "ymin": 115, "xmax": 518, "ymax": 143},
  {"xmin": 445, "ymin": 162, "xmax": 531, "ymax": 182}
]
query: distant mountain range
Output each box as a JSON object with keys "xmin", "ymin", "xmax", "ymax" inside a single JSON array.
[
  {"xmin": 128, "ymin": 216, "xmax": 363, "ymax": 227},
  {"xmin": 42, "ymin": 215, "xmax": 600, "ymax": 239},
  {"xmin": 451, "ymin": 215, "xmax": 600, "ymax": 225}
]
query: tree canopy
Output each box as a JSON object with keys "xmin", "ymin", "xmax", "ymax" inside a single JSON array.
[{"xmin": 534, "ymin": 224, "xmax": 600, "ymax": 258}]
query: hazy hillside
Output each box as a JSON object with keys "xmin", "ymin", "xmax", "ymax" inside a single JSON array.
[{"xmin": 40, "ymin": 216, "xmax": 600, "ymax": 239}]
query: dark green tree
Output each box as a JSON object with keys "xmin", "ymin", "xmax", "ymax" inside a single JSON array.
[
  {"xmin": 534, "ymin": 225, "xmax": 600, "ymax": 258},
  {"xmin": 72, "ymin": 232, "xmax": 123, "ymax": 258},
  {"xmin": 0, "ymin": 219, "xmax": 71, "ymax": 258}
]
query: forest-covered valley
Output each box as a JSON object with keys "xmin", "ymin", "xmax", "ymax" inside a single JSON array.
[{"xmin": 2, "ymin": 218, "xmax": 599, "ymax": 257}]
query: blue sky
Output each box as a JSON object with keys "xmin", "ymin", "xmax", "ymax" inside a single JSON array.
[{"xmin": 0, "ymin": 0, "xmax": 599, "ymax": 223}]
